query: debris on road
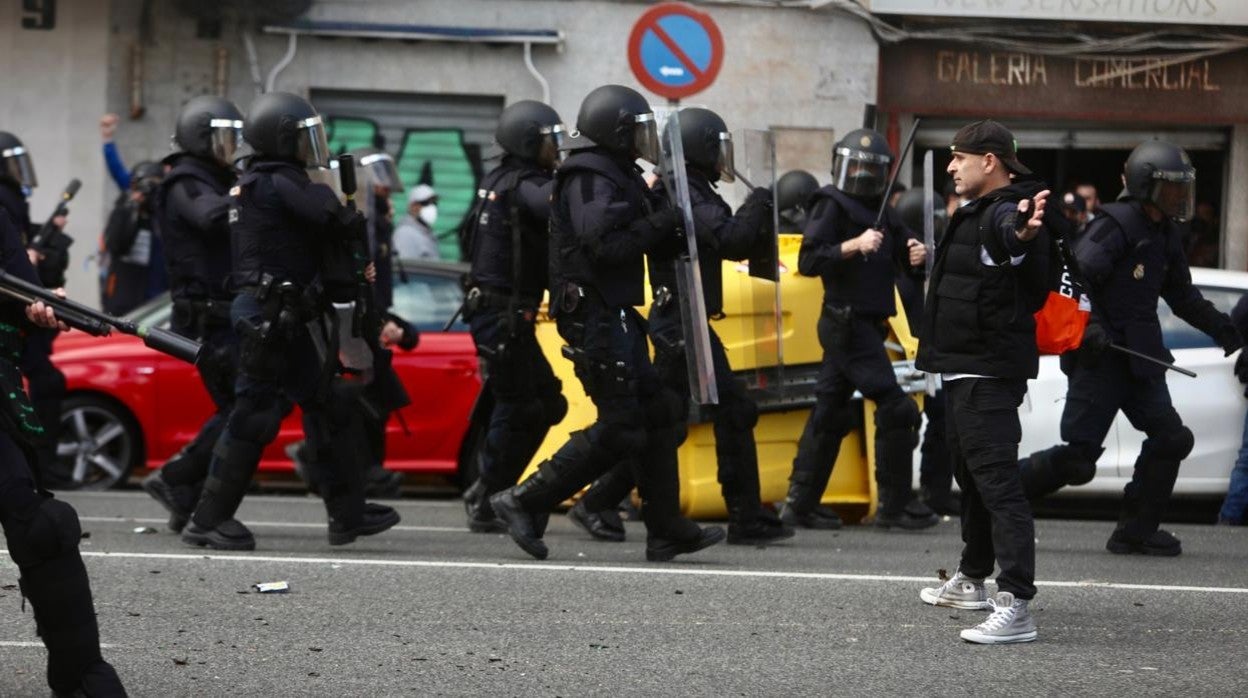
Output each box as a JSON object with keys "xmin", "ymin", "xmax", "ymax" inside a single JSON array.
[
  {"xmin": 253, "ymin": 581, "xmax": 291, "ymax": 593},
  {"xmin": 133, "ymin": 526, "xmax": 158, "ymax": 534}
]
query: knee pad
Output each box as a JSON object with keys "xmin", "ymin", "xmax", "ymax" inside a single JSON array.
[
  {"xmin": 642, "ymin": 387, "xmax": 688, "ymax": 430},
  {"xmin": 227, "ymin": 394, "xmax": 284, "ymax": 445},
  {"xmin": 4, "ymin": 498, "xmax": 80, "ymax": 568},
  {"xmin": 810, "ymin": 400, "xmax": 855, "ymax": 439},
  {"xmin": 874, "ymin": 396, "xmax": 921, "ymax": 433},
  {"xmin": 1147, "ymin": 426, "xmax": 1195, "ymax": 461}
]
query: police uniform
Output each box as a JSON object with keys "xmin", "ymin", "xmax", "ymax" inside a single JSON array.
[
  {"xmin": 0, "ymin": 210, "xmax": 125, "ymax": 696},
  {"xmin": 783, "ymin": 183, "xmax": 931, "ymax": 529},
  {"xmin": 141, "ymin": 150, "xmax": 238, "ymax": 531},
  {"xmin": 0, "ymin": 175, "xmax": 68, "ymax": 488},
  {"xmin": 460, "ymin": 154, "xmax": 567, "ymax": 531},
  {"xmin": 181, "ymin": 92, "xmax": 399, "ymax": 550},
  {"xmin": 1024, "ymin": 197, "xmax": 1238, "ymax": 553},
  {"xmin": 574, "ymin": 164, "xmax": 791, "ymax": 545}
]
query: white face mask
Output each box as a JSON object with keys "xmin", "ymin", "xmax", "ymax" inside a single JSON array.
[{"xmin": 418, "ymin": 204, "xmax": 438, "ymax": 227}]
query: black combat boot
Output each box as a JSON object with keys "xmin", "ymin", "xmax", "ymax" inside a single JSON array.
[
  {"xmin": 724, "ymin": 488, "xmax": 795, "ymax": 545},
  {"xmin": 463, "ymin": 478, "xmax": 506, "ymax": 533},
  {"xmin": 490, "ymin": 471, "xmax": 556, "ymax": 560},
  {"xmin": 567, "ymin": 499, "xmax": 627, "ymax": 542},
  {"xmin": 567, "ymin": 463, "xmax": 632, "ymax": 542},
  {"xmin": 1107, "ymin": 455, "xmax": 1182, "ymax": 556},
  {"xmin": 141, "ymin": 468, "xmax": 202, "ymax": 533},
  {"xmin": 778, "ymin": 469, "xmax": 843, "ymax": 530}
]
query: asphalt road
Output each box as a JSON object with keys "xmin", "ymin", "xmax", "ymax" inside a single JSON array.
[{"xmin": 2, "ymin": 491, "xmax": 1246, "ymax": 696}]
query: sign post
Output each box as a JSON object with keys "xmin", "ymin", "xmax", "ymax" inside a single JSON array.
[{"xmin": 628, "ymin": 2, "xmax": 727, "ymax": 406}]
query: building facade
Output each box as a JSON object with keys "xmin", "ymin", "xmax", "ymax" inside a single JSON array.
[{"xmin": 3, "ymin": 0, "xmax": 1246, "ymax": 304}]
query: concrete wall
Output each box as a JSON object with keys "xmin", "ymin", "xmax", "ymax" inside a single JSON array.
[{"xmin": 0, "ymin": 0, "xmax": 111, "ymax": 301}]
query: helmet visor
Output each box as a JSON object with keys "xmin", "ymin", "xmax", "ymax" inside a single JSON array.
[
  {"xmin": 1, "ymin": 146, "xmax": 37, "ymax": 189},
  {"xmin": 209, "ymin": 118, "xmax": 244, "ymax": 167},
  {"xmin": 295, "ymin": 116, "xmax": 331, "ymax": 169},
  {"xmin": 359, "ymin": 152, "xmax": 403, "ymax": 191},
  {"xmin": 832, "ymin": 147, "xmax": 890, "ymax": 198},
  {"xmin": 634, "ymin": 112, "xmax": 661, "ymax": 164},
  {"xmin": 1148, "ymin": 169, "xmax": 1196, "ymax": 223},
  {"xmin": 716, "ymin": 132, "xmax": 735, "ymax": 183},
  {"xmin": 537, "ymin": 123, "xmax": 566, "ymax": 169}
]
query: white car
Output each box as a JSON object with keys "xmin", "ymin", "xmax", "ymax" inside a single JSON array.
[{"xmin": 1016, "ymin": 267, "xmax": 1247, "ymax": 497}]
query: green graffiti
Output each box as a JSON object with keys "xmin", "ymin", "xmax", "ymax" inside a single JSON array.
[
  {"xmin": 393, "ymin": 129, "xmax": 477, "ymax": 261},
  {"xmin": 325, "ymin": 117, "xmax": 380, "ymax": 155}
]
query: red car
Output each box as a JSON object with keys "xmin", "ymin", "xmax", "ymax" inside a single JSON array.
[{"xmin": 51, "ymin": 260, "xmax": 483, "ymax": 489}]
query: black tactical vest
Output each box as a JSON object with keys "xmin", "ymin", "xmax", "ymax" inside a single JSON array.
[
  {"xmin": 465, "ymin": 160, "xmax": 550, "ymax": 300},
  {"xmin": 549, "ymin": 149, "xmax": 652, "ymax": 308},
  {"xmin": 154, "ymin": 153, "xmax": 235, "ymax": 301}
]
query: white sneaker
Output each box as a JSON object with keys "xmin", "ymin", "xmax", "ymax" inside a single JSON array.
[
  {"xmin": 919, "ymin": 570, "xmax": 990, "ymax": 610},
  {"xmin": 959, "ymin": 592, "xmax": 1037, "ymax": 644}
]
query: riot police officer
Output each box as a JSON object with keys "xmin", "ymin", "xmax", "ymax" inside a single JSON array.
[
  {"xmin": 489, "ymin": 85, "xmax": 724, "ymax": 561},
  {"xmin": 0, "ymin": 130, "xmax": 71, "ymax": 489},
  {"xmin": 776, "ymin": 169, "xmax": 820, "ymax": 234},
  {"xmin": 780, "ymin": 129, "xmax": 935, "ymax": 531},
  {"xmin": 570, "ymin": 107, "xmax": 792, "ymax": 546},
  {"xmin": 140, "ymin": 96, "xmax": 245, "ymax": 533},
  {"xmin": 1018, "ymin": 140, "xmax": 1241, "ymax": 556},
  {"xmin": 288, "ymin": 147, "xmax": 414, "ymax": 499},
  {"xmin": 459, "ymin": 100, "xmax": 569, "ymax": 532},
  {"xmin": 0, "ymin": 210, "xmax": 126, "ymax": 696},
  {"xmin": 181, "ymin": 92, "xmax": 400, "ymax": 550}
]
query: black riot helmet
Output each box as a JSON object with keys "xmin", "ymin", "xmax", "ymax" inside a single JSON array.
[
  {"xmin": 832, "ymin": 128, "xmax": 893, "ymax": 199},
  {"xmin": 893, "ymin": 187, "xmax": 948, "ymax": 240},
  {"xmin": 347, "ymin": 147, "xmax": 403, "ymax": 194},
  {"xmin": 129, "ymin": 160, "xmax": 164, "ymax": 196},
  {"xmin": 1123, "ymin": 140, "xmax": 1196, "ymax": 223},
  {"xmin": 678, "ymin": 107, "xmax": 734, "ymax": 183},
  {"xmin": 0, "ymin": 131, "xmax": 37, "ymax": 189},
  {"xmin": 575, "ymin": 84, "xmax": 660, "ymax": 163},
  {"xmin": 496, "ymin": 100, "xmax": 566, "ymax": 170},
  {"xmin": 174, "ymin": 95, "xmax": 244, "ymax": 167},
  {"xmin": 775, "ymin": 169, "xmax": 819, "ymax": 230},
  {"xmin": 242, "ymin": 92, "xmax": 330, "ymax": 168}
]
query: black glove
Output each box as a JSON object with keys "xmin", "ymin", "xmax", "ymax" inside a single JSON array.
[
  {"xmin": 1235, "ymin": 351, "xmax": 1248, "ymax": 385},
  {"xmin": 632, "ymin": 206, "xmax": 684, "ymax": 253},
  {"xmin": 1080, "ymin": 322, "xmax": 1112, "ymax": 356},
  {"xmin": 1215, "ymin": 321, "xmax": 1243, "ymax": 357}
]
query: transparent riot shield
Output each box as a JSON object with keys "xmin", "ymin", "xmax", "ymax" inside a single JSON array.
[
  {"xmin": 658, "ymin": 110, "xmax": 718, "ymax": 405},
  {"xmin": 738, "ymin": 128, "xmax": 784, "ymax": 400}
]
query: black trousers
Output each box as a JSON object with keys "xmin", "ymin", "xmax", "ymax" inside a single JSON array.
[{"xmin": 945, "ymin": 377, "xmax": 1035, "ymax": 600}]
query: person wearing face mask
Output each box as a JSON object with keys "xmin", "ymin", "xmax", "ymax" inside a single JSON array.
[{"xmin": 393, "ymin": 183, "xmax": 441, "ymax": 260}]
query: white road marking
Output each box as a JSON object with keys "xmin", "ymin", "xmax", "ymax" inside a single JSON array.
[
  {"xmin": 9, "ymin": 549, "xmax": 1245, "ymax": 595},
  {"xmin": 78, "ymin": 516, "xmax": 464, "ymax": 533},
  {"xmin": 0, "ymin": 641, "xmax": 116, "ymax": 649}
]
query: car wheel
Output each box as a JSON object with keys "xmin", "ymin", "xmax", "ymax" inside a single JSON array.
[{"xmin": 56, "ymin": 395, "xmax": 142, "ymax": 490}]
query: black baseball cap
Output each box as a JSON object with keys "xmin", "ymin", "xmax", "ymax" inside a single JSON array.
[{"xmin": 950, "ymin": 120, "xmax": 1032, "ymax": 176}]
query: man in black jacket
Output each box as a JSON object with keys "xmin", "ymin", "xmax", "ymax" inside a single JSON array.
[{"xmin": 915, "ymin": 120, "xmax": 1050, "ymax": 645}]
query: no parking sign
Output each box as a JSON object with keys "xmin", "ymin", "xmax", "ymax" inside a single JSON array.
[{"xmin": 627, "ymin": 2, "xmax": 724, "ymax": 101}]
